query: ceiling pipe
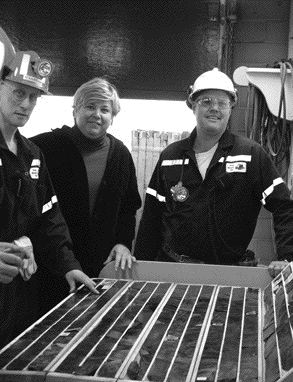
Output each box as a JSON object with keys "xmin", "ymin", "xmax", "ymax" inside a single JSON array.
[
  {"xmin": 288, "ymin": 0, "xmax": 293, "ymax": 192},
  {"xmin": 218, "ymin": 0, "xmax": 226, "ymax": 70},
  {"xmin": 217, "ymin": 0, "xmax": 237, "ymax": 75},
  {"xmin": 288, "ymin": 0, "xmax": 293, "ymax": 59}
]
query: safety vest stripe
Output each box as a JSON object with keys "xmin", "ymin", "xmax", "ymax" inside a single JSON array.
[
  {"xmin": 161, "ymin": 159, "xmax": 189, "ymax": 166},
  {"xmin": 146, "ymin": 187, "xmax": 166, "ymax": 202},
  {"xmin": 261, "ymin": 177, "xmax": 284, "ymax": 205},
  {"xmin": 219, "ymin": 155, "xmax": 252, "ymax": 163},
  {"xmin": 0, "ymin": 158, "xmax": 2, "ymax": 166},
  {"xmin": 42, "ymin": 195, "xmax": 58, "ymax": 213}
]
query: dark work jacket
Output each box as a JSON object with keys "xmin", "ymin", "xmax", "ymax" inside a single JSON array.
[
  {"xmin": 31, "ymin": 126, "xmax": 141, "ymax": 277},
  {"xmin": 134, "ymin": 128, "xmax": 293, "ymax": 264},
  {"xmin": 0, "ymin": 130, "xmax": 81, "ymax": 348}
]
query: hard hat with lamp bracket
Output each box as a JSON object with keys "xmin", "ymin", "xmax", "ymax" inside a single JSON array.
[
  {"xmin": 0, "ymin": 26, "xmax": 53, "ymax": 95},
  {"xmin": 4, "ymin": 50, "xmax": 53, "ymax": 94}
]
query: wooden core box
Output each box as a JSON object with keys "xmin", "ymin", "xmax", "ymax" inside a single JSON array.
[{"xmin": 0, "ymin": 261, "xmax": 293, "ymax": 382}]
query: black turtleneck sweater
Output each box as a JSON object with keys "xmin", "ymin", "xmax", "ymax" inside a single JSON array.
[{"xmin": 69, "ymin": 126, "xmax": 110, "ymax": 215}]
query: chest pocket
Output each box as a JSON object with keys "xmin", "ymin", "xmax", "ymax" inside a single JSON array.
[
  {"xmin": 163, "ymin": 167, "xmax": 182, "ymax": 188},
  {"xmin": 0, "ymin": 185, "xmax": 4, "ymax": 207},
  {"xmin": 18, "ymin": 173, "xmax": 45, "ymax": 212},
  {"xmin": 162, "ymin": 159, "xmax": 191, "ymax": 186}
]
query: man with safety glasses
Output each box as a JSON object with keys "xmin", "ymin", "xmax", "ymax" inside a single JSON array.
[
  {"xmin": 0, "ymin": 30, "xmax": 97, "ymax": 348},
  {"xmin": 134, "ymin": 68, "xmax": 293, "ymax": 278}
]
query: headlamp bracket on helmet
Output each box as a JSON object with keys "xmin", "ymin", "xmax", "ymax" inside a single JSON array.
[{"xmin": 32, "ymin": 58, "xmax": 53, "ymax": 78}]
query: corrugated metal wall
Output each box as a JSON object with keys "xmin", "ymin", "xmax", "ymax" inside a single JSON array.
[{"xmin": 131, "ymin": 130, "xmax": 189, "ymax": 230}]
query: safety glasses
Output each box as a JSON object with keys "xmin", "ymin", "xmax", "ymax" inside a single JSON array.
[
  {"xmin": 196, "ymin": 97, "xmax": 232, "ymax": 110},
  {"xmin": 2, "ymin": 81, "xmax": 40, "ymax": 105}
]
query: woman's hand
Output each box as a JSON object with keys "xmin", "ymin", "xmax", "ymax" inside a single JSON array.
[{"xmin": 104, "ymin": 244, "xmax": 136, "ymax": 270}]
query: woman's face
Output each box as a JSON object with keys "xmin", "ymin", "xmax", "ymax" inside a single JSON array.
[{"xmin": 73, "ymin": 99, "xmax": 113, "ymax": 140}]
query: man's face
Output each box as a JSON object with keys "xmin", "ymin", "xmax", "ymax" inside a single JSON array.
[
  {"xmin": 73, "ymin": 99, "xmax": 113, "ymax": 140},
  {"xmin": 0, "ymin": 80, "xmax": 41, "ymax": 129},
  {"xmin": 192, "ymin": 89, "xmax": 232, "ymax": 138}
]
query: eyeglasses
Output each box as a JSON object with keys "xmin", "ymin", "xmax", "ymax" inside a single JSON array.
[
  {"xmin": 2, "ymin": 81, "xmax": 40, "ymax": 105},
  {"xmin": 196, "ymin": 97, "xmax": 232, "ymax": 110}
]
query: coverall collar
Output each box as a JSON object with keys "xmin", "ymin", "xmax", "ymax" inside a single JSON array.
[
  {"xmin": 0, "ymin": 129, "xmax": 38, "ymax": 159},
  {"xmin": 183, "ymin": 128, "xmax": 234, "ymax": 153}
]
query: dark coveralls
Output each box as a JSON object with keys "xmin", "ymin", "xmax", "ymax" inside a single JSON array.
[
  {"xmin": 0, "ymin": 130, "xmax": 81, "ymax": 348},
  {"xmin": 134, "ymin": 129, "xmax": 293, "ymax": 264}
]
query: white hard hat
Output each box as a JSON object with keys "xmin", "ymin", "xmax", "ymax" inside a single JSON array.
[{"xmin": 187, "ymin": 68, "xmax": 237, "ymax": 108}]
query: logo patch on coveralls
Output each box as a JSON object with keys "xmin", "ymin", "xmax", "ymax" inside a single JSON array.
[
  {"xmin": 226, "ymin": 162, "xmax": 247, "ymax": 173},
  {"xmin": 30, "ymin": 167, "xmax": 39, "ymax": 179},
  {"xmin": 29, "ymin": 159, "xmax": 40, "ymax": 179}
]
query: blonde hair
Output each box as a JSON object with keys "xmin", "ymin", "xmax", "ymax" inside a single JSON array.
[{"xmin": 73, "ymin": 77, "xmax": 121, "ymax": 116}]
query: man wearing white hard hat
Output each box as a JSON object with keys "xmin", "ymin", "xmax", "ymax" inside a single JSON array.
[
  {"xmin": 0, "ymin": 28, "xmax": 97, "ymax": 348},
  {"xmin": 134, "ymin": 68, "xmax": 293, "ymax": 277}
]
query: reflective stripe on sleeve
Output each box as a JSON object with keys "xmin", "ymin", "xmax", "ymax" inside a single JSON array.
[
  {"xmin": 146, "ymin": 187, "xmax": 166, "ymax": 202},
  {"xmin": 261, "ymin": 177, "xmax": 284, "ymax": 205},
  {"xmin": 0, "ymin": 158, "xmax": 2, "ymax": 166},
  {"xmin": 42, "ymin": 195, "xmax": 58, "ymax": 213}
]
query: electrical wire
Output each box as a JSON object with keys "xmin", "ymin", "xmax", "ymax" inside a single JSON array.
[{"xmin": 245, "ymin": 60, "xmax": 292, "ymax": 179}]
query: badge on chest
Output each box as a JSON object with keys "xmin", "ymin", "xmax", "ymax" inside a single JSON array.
[
  {"xmin": 226, "ymin": 162, "xmax": 247, "ymax": 173},
  {"xmin": 170, "ymin": 181, "xmax": 189, "ymax": 202}
]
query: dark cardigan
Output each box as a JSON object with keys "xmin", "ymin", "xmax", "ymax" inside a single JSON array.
[{"xmin": 31, "ymin": 126, "xmax": 141, "ymax": 276}]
